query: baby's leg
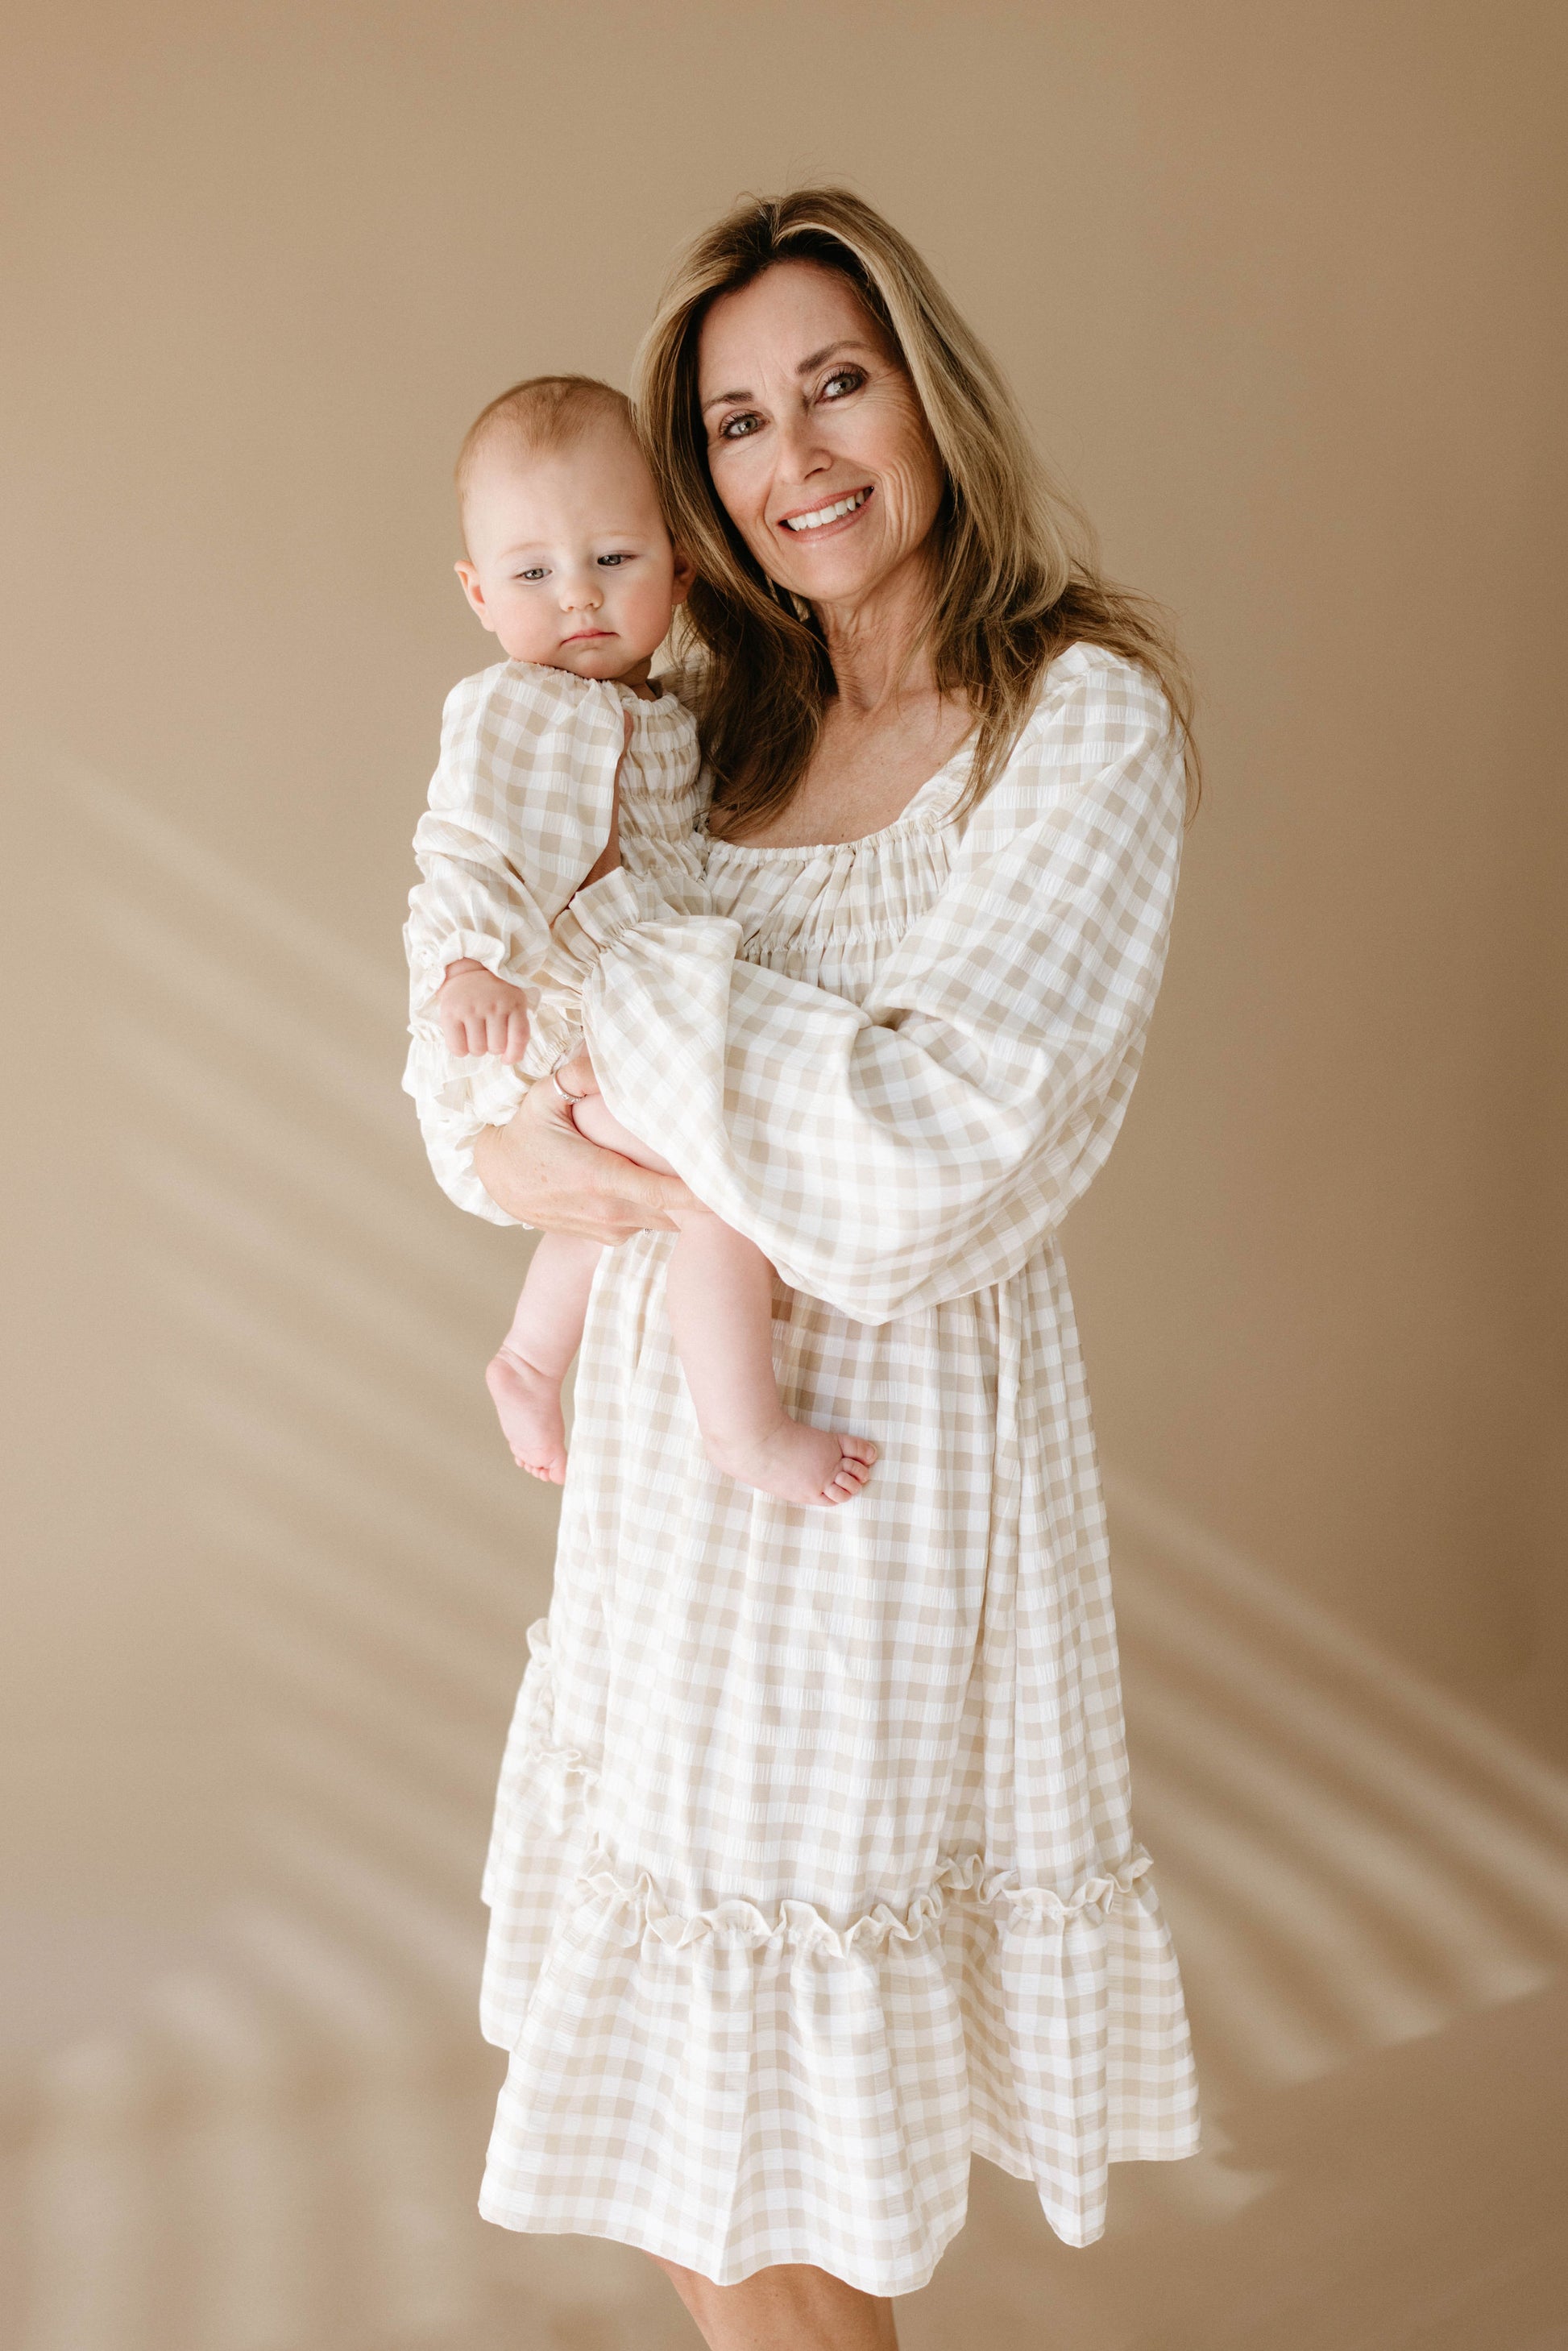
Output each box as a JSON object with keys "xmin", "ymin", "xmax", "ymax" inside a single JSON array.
[
  {"xmin": 485, "ymin": 1232, "xmax": 603, "ymax": 1483},
  {"xmin": 570, "ymin": 1089, "xmax": 676, "ymax": 1174},
  {"xmin": 666, "ymin": 1213, "xmax": 877, "ymax": 1507},
  {"xmin": 570, "ymin": 1091, "xmax": 876, "ymax": 1505}
]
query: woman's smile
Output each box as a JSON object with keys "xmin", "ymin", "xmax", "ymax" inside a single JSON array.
[{"xmin": 777, "ymin": 484, "xmax": 874, "ymax": 537}]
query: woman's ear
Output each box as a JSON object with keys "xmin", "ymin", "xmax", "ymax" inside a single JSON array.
[
  {"xmin": 669, "ymin": 546, "xmax": 697, "ymax": 608},
  {"xmin": 455, "ymin": 559, "xmax": 496, "ymax": 632}
]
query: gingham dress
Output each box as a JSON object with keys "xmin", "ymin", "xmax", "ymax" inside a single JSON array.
[{"xmin": 409, "ymin": 644, "xmax": 1201, "ymax": 2295}]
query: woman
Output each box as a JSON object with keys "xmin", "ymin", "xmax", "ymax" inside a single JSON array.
[{"xmin": 429, "ymin": 189, "xmax": 1202, "ymax": 2349}]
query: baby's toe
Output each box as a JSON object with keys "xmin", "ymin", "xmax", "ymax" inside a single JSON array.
[{"xmin": 517, "ymin": 1455, "xmax": 566, "ymax": 1483}]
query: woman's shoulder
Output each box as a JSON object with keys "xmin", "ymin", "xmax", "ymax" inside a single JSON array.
[
  {"xmin": 953, "ymin": 645, "xmax": 1183, "ymax": 852},
  {"xmin": 1022, "ymin": 641, "xmax": 1173, "ymax": 742},
  {"xmin": 999, "ymin": 644, "xmax": 1179, "ymax": 784}
]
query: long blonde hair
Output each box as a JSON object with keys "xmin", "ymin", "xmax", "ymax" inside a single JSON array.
[{"xmin": 633, "ymin": 186, "xmax": 1198, "ymax": 831}]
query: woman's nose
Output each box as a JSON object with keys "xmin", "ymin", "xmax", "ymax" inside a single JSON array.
[{"xmin": 773, "ymin": 408, "xmax": 832, "ymax": 483}]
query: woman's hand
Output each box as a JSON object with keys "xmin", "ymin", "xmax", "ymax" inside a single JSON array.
[{"xmin": 471, "ymin": 1058, "xmax": 693, "ymax": 1241}]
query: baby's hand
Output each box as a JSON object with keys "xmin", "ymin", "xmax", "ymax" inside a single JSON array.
[{"xmin": 435, "ymin": 960, "xmax": 530, "ymax": 1061}]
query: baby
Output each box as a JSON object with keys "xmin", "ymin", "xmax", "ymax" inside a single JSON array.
[{"xmin": 405, "ymin": 376, "xmax": 877, "ymax": 1507}]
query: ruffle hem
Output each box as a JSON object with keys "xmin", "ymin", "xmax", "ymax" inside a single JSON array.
[{"xmin": 476, "ymin": 1624, "xmax": 1202, "ymax": 2293}]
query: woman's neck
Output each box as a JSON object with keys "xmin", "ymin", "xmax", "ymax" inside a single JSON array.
[
  {"xmin": 716, "ymin": 554, "xmax": 971, "ymax": 850},
  {"xmin": 815, "ymin": 548, "xmax": 940, "ymax": 716}
]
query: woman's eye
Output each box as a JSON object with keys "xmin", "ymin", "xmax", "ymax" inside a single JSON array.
[
  {"xmin": 821, "ymin": 369, "xmax": 865, "ymax": 401},
  {"xmin": 719, "ymin": 412, "xmax": 762, "ymax": 441}
]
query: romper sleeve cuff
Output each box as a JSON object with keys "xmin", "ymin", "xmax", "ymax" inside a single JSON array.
[
  {"xmin": 402, "ymin": 1026, "xmax": 532, "ymax": 1231},
  {"xmin": 401, "ymin": 1063, "xmax": 527, "ymax": 1225},
  {"xmin": 403, "ymin": 1026, "xmax": 531, "ymax": 1117},
  {"xmin": 406, "ymin": 927, "xmax": 530, "ymax": 1020}
]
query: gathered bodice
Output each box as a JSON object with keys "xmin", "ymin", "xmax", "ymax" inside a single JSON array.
[{"xmin": 698, "ymin": 749, "xmax": 972, "ymax": 1001}]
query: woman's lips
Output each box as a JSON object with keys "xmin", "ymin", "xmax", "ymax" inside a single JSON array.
[{"xmin": 777, "ymin": 485, "xmax": 874, "ymax": 540}]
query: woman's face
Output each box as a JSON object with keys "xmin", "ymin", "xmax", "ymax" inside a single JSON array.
[{"xmin": 698, "ymin": 259, "xmax": 944, "ymax": 617}]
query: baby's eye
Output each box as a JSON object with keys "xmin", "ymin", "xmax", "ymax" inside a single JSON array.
[
  {"xmin": 821, "ymin": 368, "xmax": 865, "ymax": 401},
  {"xmin": 516, "ymin": 566, "xmax": 549, "ymax": 583},
  {"xmin": 596, "ymin": 552, "xmax": 630, "ymax": 567}
]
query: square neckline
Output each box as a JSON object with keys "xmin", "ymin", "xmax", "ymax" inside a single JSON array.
[{"xmin": 700, "ymin": 733, "xmax": 976, "ymax": 865}]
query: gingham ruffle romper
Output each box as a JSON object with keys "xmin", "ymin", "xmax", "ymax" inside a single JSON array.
[{"xmin": 405, "ymin": 646, "xmax": 1201, "ymax": 2296}]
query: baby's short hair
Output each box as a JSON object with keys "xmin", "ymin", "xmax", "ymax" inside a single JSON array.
[{"xmin": 456, "ymin": 375, "xmax": 637, "ymax": 523}]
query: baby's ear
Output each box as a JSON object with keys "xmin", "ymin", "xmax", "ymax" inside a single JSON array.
[
  {"xmin": 454, "ymin": 560, "xmax": 496, "ymax": 632},
  {"xmin": 669, "ymin": 545, "xmax": 697, "ymax": 607}
]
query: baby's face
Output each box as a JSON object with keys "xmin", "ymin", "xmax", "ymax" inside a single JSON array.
[{"xmin": 456, "ymin": 424, "xmax": 692, "ymax": 685}]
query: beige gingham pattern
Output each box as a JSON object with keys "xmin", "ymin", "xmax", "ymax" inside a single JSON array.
[
  {"xmin": 411, "ymin": 645, "xmax": 1201, "ymax": 2292},
  {"xmin": 401, "ymin": 659, "xmax": 704, "ymax": 1213}
]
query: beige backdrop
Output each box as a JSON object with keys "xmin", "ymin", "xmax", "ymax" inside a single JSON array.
[{"xmin": 3, "ymin": 5, "xmax": 1566, "ymax": 2347}]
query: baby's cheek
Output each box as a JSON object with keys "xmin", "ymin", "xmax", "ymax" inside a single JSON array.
[
  {"xmin": 493, "ymin": 595, "xmax": 562, "ymax": 665},
  {"xmin": 619, "ymin": 572, "xmax": 676, "ymax": 653}
]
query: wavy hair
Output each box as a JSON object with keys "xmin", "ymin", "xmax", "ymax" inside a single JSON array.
[{"xmin": 633, "ymin": 186, "xmax": 1198, "ymax": 831}]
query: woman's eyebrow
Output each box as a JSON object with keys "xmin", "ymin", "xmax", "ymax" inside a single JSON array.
[{"xmin": 795, "ymin": 338, "xmax": 874, "ymax": 375}]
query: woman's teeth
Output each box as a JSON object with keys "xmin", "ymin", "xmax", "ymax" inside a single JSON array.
[{"xmin": 782, "ymin": 488, "xmax": 869, "ymax": 532}]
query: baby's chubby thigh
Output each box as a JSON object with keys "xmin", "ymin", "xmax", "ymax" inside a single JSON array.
[{"xmin": 570, "ymin": 1091, "xmax": 676, "ymax": 1177}]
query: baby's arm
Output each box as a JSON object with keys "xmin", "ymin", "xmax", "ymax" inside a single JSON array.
[
  {"xmin": 433, "ymin": 749, "xmax": 628, "ymax": 1061},
  {"xmin": 406, "ymin": 670, "xmax": 628, "ymax": 1050},
  {"xmin": 424, "ymin": 713, "xmax": 633, "ymax": 1064}
]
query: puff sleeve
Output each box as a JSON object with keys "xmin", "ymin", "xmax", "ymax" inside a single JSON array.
[{"xmin": 571, "ymin": 650, "xmax": 1186, "ymax": 1321}]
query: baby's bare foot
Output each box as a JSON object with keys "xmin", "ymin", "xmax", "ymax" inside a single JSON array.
[
  {"xmin": 705, "ymin": 1422, "xmax": 877, "ymax": 1507},
  {"xmin": 485, "ymin": 1350, "xmax": 568, "ymax": 1484}
]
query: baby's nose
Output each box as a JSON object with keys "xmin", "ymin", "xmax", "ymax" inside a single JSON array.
[{"xmin": 560, "ymin": 574, "xmax": 602, "ymax": 610}]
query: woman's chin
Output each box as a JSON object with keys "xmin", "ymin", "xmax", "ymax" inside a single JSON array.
[{"xmin": 771, "ymin": 541, "xmax": 897, "ymax": 612}]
